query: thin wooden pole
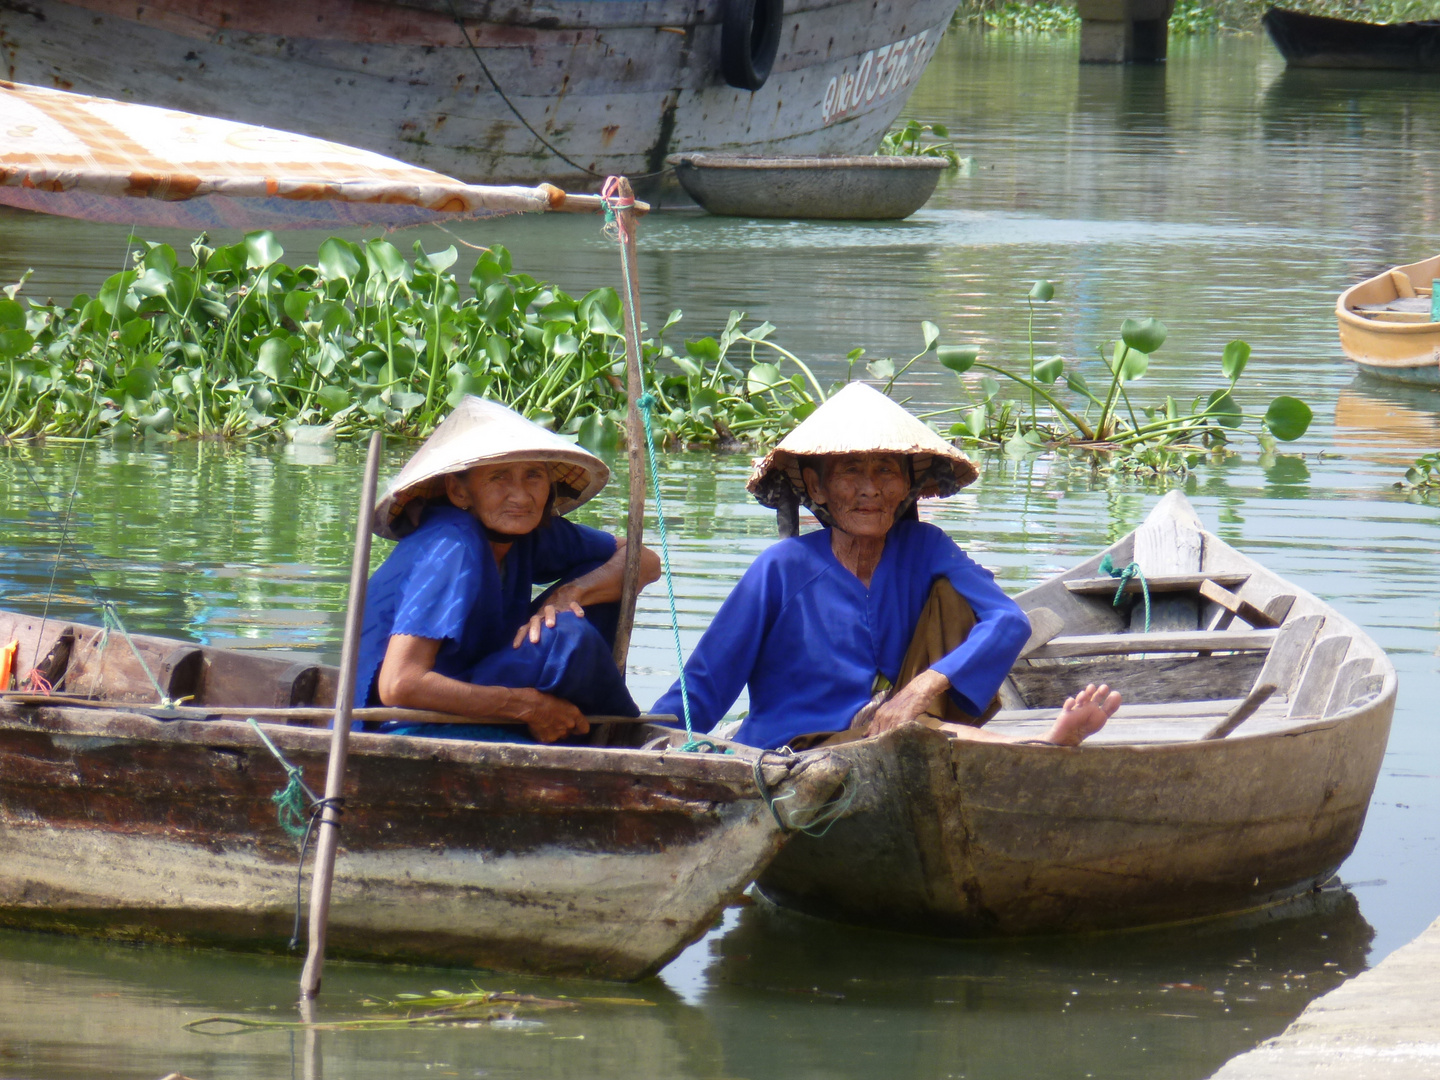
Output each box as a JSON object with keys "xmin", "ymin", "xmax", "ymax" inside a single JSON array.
[
  {"xmin": 607, "ymin": 175, "xmax": 646, "ymax": 671},
  {"xmin": 299, "ymin": 430, "xmax": 383, "ymax": 1001}
]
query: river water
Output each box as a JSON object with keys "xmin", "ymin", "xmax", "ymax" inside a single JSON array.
[{"xmin": 3, "ymin": 27, "xmax": 1440, "ymax": 1080}]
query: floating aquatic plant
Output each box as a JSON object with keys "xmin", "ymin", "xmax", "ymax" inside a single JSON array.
[
  {"xmin": 1396, "ymin": 450, "xmax": 1440, "ymax": 501},
  {"xmin": 915, "ymin": 281, "xmax": 1313, "ymax": 472},
  {"xmin": 0, "ymin": 233, "xmax": 819, "ymax": 448},
  {"xmin": 875, "ymin": 119, "xmax": 970, "ymax": 170}
]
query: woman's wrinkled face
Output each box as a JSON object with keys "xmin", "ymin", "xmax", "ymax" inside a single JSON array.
[
  {"xmin": 445, "ymin": 461, "xmax": 551, "ymax": 536},
  {"xmin": 803, "ymin": 453, "xmax": 909, "ymax": 539}
]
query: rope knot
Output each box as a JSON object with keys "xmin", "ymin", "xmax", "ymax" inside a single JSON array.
[
  {"xmin": 637, "ymin": 391, "xmax": 657, "ymax": 412},
  {"xmin": 1098, "ymin": 553, "xmax": 1151, "ymax": 633}
]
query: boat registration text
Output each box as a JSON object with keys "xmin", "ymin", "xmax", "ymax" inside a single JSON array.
[{"xmin": 822, "ymin": 30, "xmax": 939, "ymax": 126}]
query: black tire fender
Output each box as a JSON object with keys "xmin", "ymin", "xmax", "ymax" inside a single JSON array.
[{"xmin": 721, "ymin": 0, "xmax": 784, "ymax": 91}]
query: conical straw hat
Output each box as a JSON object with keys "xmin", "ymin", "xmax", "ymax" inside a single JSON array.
[
  {"xmin": 747, "ymin": 382, "xmax": 978, "ymax": 517},
  {"xmin": 373, "ymin": 396, "xmax": 609, "ymax": 540}
]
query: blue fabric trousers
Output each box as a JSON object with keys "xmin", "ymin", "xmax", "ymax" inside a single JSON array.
[{"xmin": 385, "ymin": 565, "xmax": 638, "ymax": 743}]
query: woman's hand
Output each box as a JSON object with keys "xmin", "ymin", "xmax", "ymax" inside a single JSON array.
[
  {"xmin": 513, "ymin": 687, "xmax": 590, "ymax": 743},
  {"xmin": 513, "ymin": 594, "xmax": 585, "ymax": 648},
  {"xmin": 868, "ymin": 669, "xmax": 951, "ymax": 736}
]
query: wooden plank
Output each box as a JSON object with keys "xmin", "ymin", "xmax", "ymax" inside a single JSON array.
[
  {"xmin": 997, "ymin": 607, "xmax": 1066, "ymax": 710},
  {"xmin": 1254, "ymin": 613, "xmax": 1324, "ymax": 700},
  {"xmin": 1018, "ymin": 607, "xmax": 1066, "ymax": 658},
  {"xmin": 1198, "ymin": 580, "xmax": 1283, "ymax": 629},
  {"xmin": 1288, "ymin": 636, "xmax": 1351, "ymax": 718},
  {"xmin": 1131, "ymin": 491, "xmax": 1205, "ymax": 632},
  {"xmin": 993, "ymin": 698, "xmax": 1249, "ymax": 723},
  {"xmin": 1028, "ymin": 629, "xmax": 1275, "ymax": 660},
  {"xmin": 1347, "ymin": 673, "xmax": 1386, "ymax": 706},
  {"xmin": 1202, "ymin": 683, "xmax": 1278, "ymax": 740},
  {"xmin": 982, "ymin": 710, "xmax": 1300, "ymax": 745},
  {"xmin": 1324, "ymin": 657, "xmax": 1374, "ymax": 718},
  {"xmin": 65, "ymin": 630, "xmax": 202, "ymax": 705},
  {"xmin": 1065, "ymin": 571, "xmax": 1249, "ymax": 596},
  {"xmin": 1264, "ymin": 594, "xmax": 1297, "ymax": 624},
  {"xmin": 1010, "ymin": 652, "xmax": 1267, "ymax": 709}
]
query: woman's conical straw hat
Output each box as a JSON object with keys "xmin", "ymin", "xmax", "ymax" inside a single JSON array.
[
  {"xmin": 747, "ymin": 382, "xmax": 978, "ymax": 515},
  {"xmin": 373, "ymin": 396, "xmax": 609, "ymax": 540}
]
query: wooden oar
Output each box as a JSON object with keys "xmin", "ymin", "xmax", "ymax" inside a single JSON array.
[
  {"xmin": 0, "ymin": 693, "xmax": 657, "ymax": 726},
  {"xmin": 606, "ymin": 174, "xmax": 647, "ymax": 672},
  {"xmin": 299, "ymin": 431, "xmax": 383, "ymax": 1001}
]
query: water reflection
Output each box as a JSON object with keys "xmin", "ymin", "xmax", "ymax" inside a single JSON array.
[
  {"xmin": 1334, "ymin": 377, "xmax": 1440, "ymax": 465},
  {"xmin": 0, "ymin": 888, "xmax": 1371, "ymax": 1080},
  {"xmin": 699, "ymin": 889, "xmax": 1371, "ymax": 1080}
]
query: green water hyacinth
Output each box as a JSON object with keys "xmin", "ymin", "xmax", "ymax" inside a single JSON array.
[
  {"xmin": 0, "ymin": 232, "xmax": 821, "ymax": 447},
  {"xmin": 924, "ymin": 281, "xmax": 1313, "ymax": 471}
]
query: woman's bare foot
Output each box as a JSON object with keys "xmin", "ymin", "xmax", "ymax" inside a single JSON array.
[{"xmin": 1044, "ymin": 683, "xmax": 1122, "ymax": 746}]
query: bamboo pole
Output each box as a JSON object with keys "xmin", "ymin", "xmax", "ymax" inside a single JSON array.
[
  {"xmin": 607, "ymin": 175, "xmax": 646, "ymax": 671},
  {"xmin": 299, "ymin": 431, "xmax": 383, "ymax": 1001}
]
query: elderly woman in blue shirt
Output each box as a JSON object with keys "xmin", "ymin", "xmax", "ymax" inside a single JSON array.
[
  {"xmin": 654, "ymin": 383, "xmax": 1118, "ymax": 750},
  {"xmin": 356, "ymin": 397, "xmax": 658, "ymax": 743}
]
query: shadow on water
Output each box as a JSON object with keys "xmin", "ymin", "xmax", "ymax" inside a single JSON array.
[{"xmin": 0, "ymin": 886, "xmax": 1371, "ymax": 1080}]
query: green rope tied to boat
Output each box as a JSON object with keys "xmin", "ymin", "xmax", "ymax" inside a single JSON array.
[
  {"xmin": 97, "ymin": 601, "xmax": 178, "ymax": 708},
  {"xmin": 246, "ymin": 718, "xmax": 315, "ymax": 839},
  {"xmin": 635, "ymin": 392, "xmax": 730, "ymax": 755},
  {"xmin": 1098, "ymin": 553, "xmax": 1151, "ymax": 633}
]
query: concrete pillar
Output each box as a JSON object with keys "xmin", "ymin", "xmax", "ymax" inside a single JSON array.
[{"xmin": 1077, "ymin": 0, "xmax": 1175, "ymax": 62}]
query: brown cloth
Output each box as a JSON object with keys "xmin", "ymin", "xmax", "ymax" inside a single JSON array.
[{"xmin": 787, "ymin": 577, "xmax": 1001, "ymax": 750}]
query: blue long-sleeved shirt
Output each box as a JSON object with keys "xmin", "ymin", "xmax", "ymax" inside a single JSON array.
[
  {"xmin": 653, "ymin": 519, "xmax": 1030, "ymax": 749},
  {"xmin": 355, "ymin": 505, "xmax": 615, "ymax": 711}
]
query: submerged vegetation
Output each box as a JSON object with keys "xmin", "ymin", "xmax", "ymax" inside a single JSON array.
[{"xmin": 0, "ymin": 237, "xmax": 1309, "ymax": 476}]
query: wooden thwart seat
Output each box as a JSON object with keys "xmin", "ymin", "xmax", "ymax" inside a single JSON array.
[
  {"xmin": 1063, "ymin": 571, "xmax": 1249, "ymax": 596},
  {"xmin": 1026, "ymin": 628, "xmax": 1276, "ymax": 660}
]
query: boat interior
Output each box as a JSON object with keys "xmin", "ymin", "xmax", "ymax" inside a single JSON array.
[
  {"xmin": 976, "ymin": 506, "xmax": 1387, "ymax": 747},
  {"xmin": 1344, "ymin": 259, "xmax": 1440, "ymax": 323}
]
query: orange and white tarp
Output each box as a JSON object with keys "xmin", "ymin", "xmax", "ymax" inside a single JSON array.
[{"xmin": 0, "ymin": 80, "xmax": 573, "ymax": 229}]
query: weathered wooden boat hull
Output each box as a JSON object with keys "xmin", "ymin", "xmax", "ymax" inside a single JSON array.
[
  {"xmin": 669, "ymin": 153, "xmax": 946, "ymax": 219},
  {"xmin": 1337, "ymin": 254, "xmax": 1440, "ymax": 387},
  {"xmin": 0, "ymin": 0, "xmax": 959, "ymax": 192},
  {"xmin": 1262, "ymin": 6, "xmax": 1440, "ymax": 71},
  {"xmin": 758, "ymin": 496, "xmax": 1396, "ymax": 935},
  {"xmin": 0, "ymin": 612, "xmax": 844, "ymax": 979}
]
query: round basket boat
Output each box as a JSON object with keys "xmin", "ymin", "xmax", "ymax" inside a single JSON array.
[{"xmin": 667, "ymin": 153, "xmax": 948, "ymax": 220}]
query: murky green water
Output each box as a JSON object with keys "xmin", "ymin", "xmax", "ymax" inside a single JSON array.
[{"xmin": 3, "ymin": 28, "xmax": 1440, "ymax": 1080}]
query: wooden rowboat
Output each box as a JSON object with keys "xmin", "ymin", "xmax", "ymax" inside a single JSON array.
[
  {"xmin": 1262, "ymin": 6, "xmax": 1440, "ymax": 71},
  {"xmin": 668, "ymin": 154, "xmax": 948, "ymax": 219},
  {"xmin": 1337, "ymin": 254, "xmax": 1440, "ymax": 387},
  {"xmin": 756, "ymin": 491, "xmax": 1395, "ymax": 935},
  {"xmin": 0, "ymin": 610, "xmax": 845, "ymax": 981}
]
